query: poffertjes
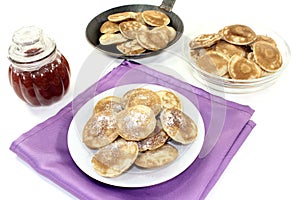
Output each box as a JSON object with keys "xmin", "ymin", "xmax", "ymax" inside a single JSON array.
[
  {"xmin": 116, "ymin": 105, "xmax": 156, "ymax": 141},
  {"xmin": 93, "ymin": 96, "xmax": 122, "ymax": 114},
  {"xmin": 116, "ymin": 39, "xmax": 146, "ymax": 56},
  {"xmin": 189, "ymin": 33, "xmax": 222, "ymax": 49},
  {"xmin": 253, "ymin": 41, "xmax": 282, "ymax": 72},
  {"xmin": 92, "ymin": 138, "xmax": 139, "ymax": 177},
  {"xmin": 107, "ymin": 12, "xmax": 136, "ymax": 22},
  {"xmin": 137, "ymin": 119, "xmax": 169, "ymax": 152},
  {"xmin": 82, "ymin": 111, "xmax": 119, "ymax": 149},
  {"xmin": 99, "ymin": 33, "xmax": 128, "ymax": 45},
  {"xmin": 99, "ymin": 10, "xmax": 177, "ymax": 56},
  {"xmin": 100, "ymin": 21, "xmax": 119, "ymax": 34},
  {"xmin": 160, "ymin": 108, "xmax": 198, "ymax": 144},
  {"xmin": 189, "ymin": 24, "xmax": 283, "ymax": 80},
  {"xmin": 156, "ymin": 90, "xmax": 182, "ymax": 110},
  {"xmin": 195, "ymin": 51, "xmax": 229, "ymax": 76},
  {"xmin": 228, "ymin": 55, "xmax": 262, "ymax": 79},
  {"xmin": 121, "ymin": 88, "xmax": 162, "ymax": 116},
  {"xmin": 119, "ymin": 21, "xmax": 148, "ymax": 39},
  {"xmin": 141, "ymin": 10, "xmax": 170, "ymax": 26},
  {"xmin": 82, "ymin": 87, "xmax": 199, "ymax": 177},
  {"xmin": 135, "ymin": 144, "xmax": 178, "ymax": 168},
  {"xmin": 222, "ymin": 24, "xmax": 257, "ymax": 45}
]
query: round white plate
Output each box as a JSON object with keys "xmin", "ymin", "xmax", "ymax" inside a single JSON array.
[{"xmin": 67, "ymin": 84, "xmax": 205, "ymax": 187}]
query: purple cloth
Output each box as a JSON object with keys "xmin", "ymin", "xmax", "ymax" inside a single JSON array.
[{"xmin": 10, "ymin": 60, "xmax": 255, "ymax": 200}]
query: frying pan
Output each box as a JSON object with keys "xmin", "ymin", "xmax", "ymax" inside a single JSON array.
[{"xmin": 86, "ymin": 0, "xmax": 183, "ymax": 58}]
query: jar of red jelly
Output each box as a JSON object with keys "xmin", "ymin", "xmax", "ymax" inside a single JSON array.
[{"xmin": 8, "ymin": 26, "xmax": 71, "ymax": 106}]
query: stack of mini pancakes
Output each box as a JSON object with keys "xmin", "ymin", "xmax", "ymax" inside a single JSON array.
[
  {"xmin": 82, "ymin": 87, "xmax": 198, "ymax": 177},
  {"xmin": 189, "ymin": 24, "xmax": 283, "ymax": 80},
  {"xmin": 99, "ymin": 10, "xmax": 177, "ymax": 56}
]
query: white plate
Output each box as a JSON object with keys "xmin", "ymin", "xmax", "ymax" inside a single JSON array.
[{"xmin": 67, "ymin": 84, "xmax": 205, "ymax": 187}]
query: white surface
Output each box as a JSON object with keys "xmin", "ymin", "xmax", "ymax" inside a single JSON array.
[
  {"xmin": 68, "ymin": 84, "xmax": 205, "ymax": 187},
  {"xmin": 1, "ymin": 0, "xmax": 300, "ymax": 199}
]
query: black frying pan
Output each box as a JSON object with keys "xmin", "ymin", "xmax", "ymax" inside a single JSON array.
[{"xmin": 86, "ymin": 0, "xmax": 183, "ymax": 58}]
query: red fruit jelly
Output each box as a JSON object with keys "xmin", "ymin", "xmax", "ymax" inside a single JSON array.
[{"xmin": 8, "ymin": 26, "xmax": 71, "ymax": 106}]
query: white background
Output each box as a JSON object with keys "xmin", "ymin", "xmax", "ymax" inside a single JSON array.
[{"xmin": 1, "ymin": 0, "xmax": 300, "ymax": 199}]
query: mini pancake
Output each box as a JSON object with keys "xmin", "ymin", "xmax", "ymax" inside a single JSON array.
[
  {"xmin": 119, "ymin": 20, "xmax": 148, "ymax": 39},
  {"xmin": 137, "ymin": 119, "xmax": 169, "ymax": 152},
  {"xmin": 92, "ymin": 138, "xmax": 139, "ymax": 177},
  {"xmin": 160, "ymin": 108, "xmax": 198, "ymax": 144},
  {"xmin": 137, "ymin": 129, "xmax": 169, "ymax": 152},
  {"xmin": 134, "ymin": 143, "xmax": 178, "ymax": 168},
  {"xmin": 152, "ymin": 26, "xmax": 177, "ymax": 42},
  {"xmin": 107, "ymin": 11, "xmax": 136, "ymax": 22},
  {"xmin": 222, "ymin": 24, "xmax": 257, "ymax": 45},
  {"xmin": 195, "ymin": 51, "xmax": 229, "ymax": 76},
  {"xmin": 116, "ymin": 105, "xmax": 156, "ymax": 141},
  {"xmin": 190, "ymin": 45, "xmax": 215, "ymax": 61},
  {"xmin": 100, "ymin": 21, "xmax": 119, "ymax": 34},
  {"xmin": 156, "ymin": 90, "xmax": 182, "ymax": 110},
  {"xmin": 99, "ymin": 33, "xmax": 128, "ymax": 45},
  {"xmin": 131, "ymin": 12, "xmax": 146, "ymax": 24},
  {"xmin": 189, "ymin": 33, "xmax": 222, "ymax": 49},
  {"xmin": 254, "ymin": 35, "xmax": 277, "ymax": 46},
  {"xmin": 82, "ymin": 111, "xmax": 119, "ymax": 149},
  {"xmin": 215, "ymin": 40, "xmax": 247, "ymax": 58},
  {"xmin": 116, "ymin": 39, "xmax": 146, "ymax": 56},
  {"xmin": 93, "ymin": 96, "xmax": 123, "ymax": 114},
  {"xmin": 228, "ymin": 55, "xmax": 262, "ymax": 79},
  {"xmin": 136, "ymin": 29, "xmax": 169, "ymax": 51},
  {"xmin": 253, "ymin": 41, "xmax": 282, "ymax": 72},
  {"xmin": 141, "ymin": 10, "xmax": 170, "ymax": 26},
  {"xmin": 121, "ymin": 88, "xmax": 162, "ymax": 116}
]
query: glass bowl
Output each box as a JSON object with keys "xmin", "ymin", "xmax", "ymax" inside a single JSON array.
[{"xmin": 183, "ymin": 24, "xmax": 291, "ymax": 93}]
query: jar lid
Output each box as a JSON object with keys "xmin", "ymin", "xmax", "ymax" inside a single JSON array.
[{"xmin": 8, "ymin": 26, "xmax": 56, "ymax": 63}]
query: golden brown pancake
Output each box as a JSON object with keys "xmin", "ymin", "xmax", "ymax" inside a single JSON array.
[
  {"xmin": 136, "ymin": 29, "xmax": 169, "ymax": 51},
  {"xmin": 253, "ymin": 41, "xmax": 282, "ymax": 72},
  {"xmin": 228, "ymin": 55, "xmax": 262, "ymax": 79},
  {"xmin": 156, "ymin": 90, "xmax": 182, "ymax": 110},
  {"xmin": 107, "ymin": 12, "xmax": 136, "ymax": 22},
  {"xmin": 215, "ymin": 40, "xmax": 247, "ymax": 58},
  {"xmin": 131, "ymin": 12, "xmax": 146, "ymax": 24},
  {"xmin": 152, "ymin": 26, "xmax": 177, "ymax": 42},
  {"xmin": 121, "ymin": 88, "xmax": 162, "ymax": 116},
  {"xmin": 119, "ymin": 20, "xmax": 148, "ymax": 39},
  {"xmin": 141, "ymin": 10, "xmax": 170, "ymax": 26},
  {"xmin": 100, "ymin": 21, "xmax": 119, "ymax": 34},
  {"xmin": 254, "ymin": 35, "xmax": 277, "ymax": 46},
  {"xmin": 160, "ymin": 108, "xmax": 198, "ymax": 144},
  {"xmin": 222, "ymin": 24, "xmax": 257, "ymax": 45},
  {"xmin": 92, "ymin": 138, "xmax": 139, "ymax": 177},
  {"xmin": 99, "ymin": 33, "xmax": 128, "ymax": 45},
  {"xmin": 137, "ymin": 119, "xmax": 169, "ymax": 152},
  {"xmin": 135, "ymin": 144, "xmax": 178, "ymax": 168},
  {"xmin": 93, "ymin": 96, "xmax": 123, "ymax": 114},
  {"xmin": 190, "ymin": 45, "xmax": 215, "ymax": 62},
  {"xmin": 82, "ymin": 111, "xmax": 119, "ymax": 149},
  {"xmin": 189, "ymin": 33, "xmax": 222, "ymax": 49},
  {"xmin": 116, "ymin": 39, "xmax": 146, "ymax": 56},
  {"xmin": 195, "ymin": 51, "xmax": 229, "ymax": 76},
  {"xmin": 116, "ymin": 105, "xmax": 156, "ymax": 141}
]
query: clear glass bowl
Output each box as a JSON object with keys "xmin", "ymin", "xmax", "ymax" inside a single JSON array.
[{"xmin": 183, "ymin": 24, "xmax": 291, "ymax": 93}]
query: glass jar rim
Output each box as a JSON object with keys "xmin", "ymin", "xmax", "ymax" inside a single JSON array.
[{"xmin": 8, "ymin": 26, "xmax": 56, "ymax": 63}]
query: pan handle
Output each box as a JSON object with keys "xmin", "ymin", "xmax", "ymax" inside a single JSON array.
[{"xmin": 159, "ymin": 0, "xmax": 176, "ymax": 12}]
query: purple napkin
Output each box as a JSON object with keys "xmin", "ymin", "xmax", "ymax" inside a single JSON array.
[{"xmin": 10, "ymin": 60, "xmax": 255, "ymax": 200}]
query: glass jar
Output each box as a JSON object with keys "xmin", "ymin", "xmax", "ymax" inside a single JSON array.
[{"xmin": 8, "ymin": 26, "xmax": 71, "ymax": 106}]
